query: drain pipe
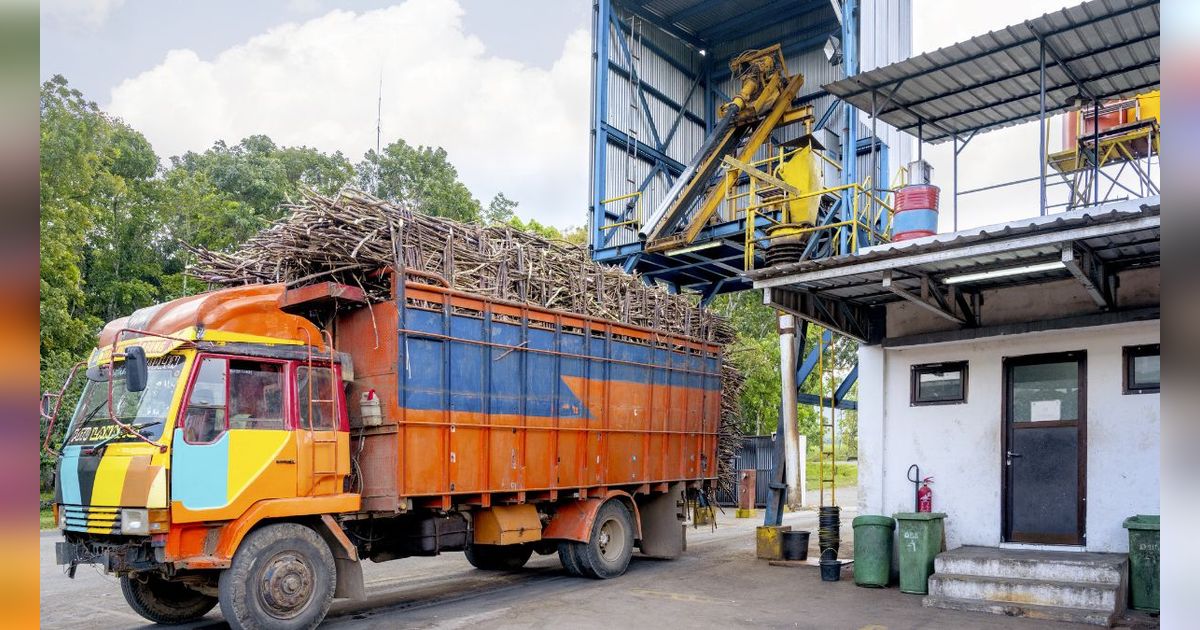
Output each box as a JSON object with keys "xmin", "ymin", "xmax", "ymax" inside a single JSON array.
[{"xmin": 778, "ymin": 313, "xmax": 802, "ymax": 508}]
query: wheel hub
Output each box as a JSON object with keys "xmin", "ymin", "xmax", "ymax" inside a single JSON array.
[
  {"xmin": 598, "ymin": 518, "xmax": 624, "ymax": 562},
  {"xmin": 258, "ymin": 552, "xmax": 314, "ymax": 619}
]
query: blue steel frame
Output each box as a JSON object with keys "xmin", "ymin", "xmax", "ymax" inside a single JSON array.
[
  {"xmin": 589, "ymin": 2, "xmax": 868, "ymax": 466},
  {"xmin": 590, "ymin": 0, "xmax": 851, "ymax": 295}
]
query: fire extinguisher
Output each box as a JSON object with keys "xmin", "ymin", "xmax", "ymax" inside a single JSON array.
[{"xmin": 917, "ymin": 477, "xmax": 934, "ymax": 512}]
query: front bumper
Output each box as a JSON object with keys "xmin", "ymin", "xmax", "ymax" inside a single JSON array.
[{"xmin": 56, "ymin": 534, "xmax": 163, "ymax": 575}]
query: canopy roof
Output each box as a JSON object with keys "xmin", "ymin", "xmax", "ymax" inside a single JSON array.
[{"xmin": 823, "ymin": 0, "xmax": 1159, "ymax": 143}]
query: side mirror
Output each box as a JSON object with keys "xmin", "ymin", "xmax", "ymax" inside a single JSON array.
[{"xmin": 125, "ymin": 346, "xmax": 148, "ymax": 392}]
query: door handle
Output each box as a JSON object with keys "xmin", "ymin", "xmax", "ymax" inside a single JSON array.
[{"xmin": 1005, "ymin": 451, "xmax": 1021, "ymax": 465}]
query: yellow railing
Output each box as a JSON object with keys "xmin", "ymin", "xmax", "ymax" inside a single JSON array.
[
  {"xmin": 597, "ymin": 190, "xmax": 644, "ymax": 233},
  {"xmin": 741, "ymin": 178, "xmax": 894, "ymax": 270},
  {"xmin": 597, "ymin": 144, "xmax": 896, "ymax": 265}
]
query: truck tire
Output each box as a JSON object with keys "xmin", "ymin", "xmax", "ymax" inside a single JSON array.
[
  {"xmin": 574, "ymin": 499, "xmax": 635, "ymax": 579},
  {"xmin": 464, "ymin": 543, "xmax": 533, "ymax": 571},
  {"xmin": 557, "ymin": 541, "xmax": 584, "ymax": 577},
  {"xmin": 121, "ymin": 572, "xmax": 217, "ymax": 624},
  {"xmin": 217, "ymin": 522, "xmax": 336, "ymax": 630}
]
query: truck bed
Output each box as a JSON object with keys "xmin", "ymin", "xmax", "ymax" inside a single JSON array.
[{"xmin": 336, "ymin": 277, "xmax": 723, "ymax": 512}]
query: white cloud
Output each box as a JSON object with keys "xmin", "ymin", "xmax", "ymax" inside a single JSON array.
[
  {"xmin": 106, "ymin": 0, "xmax": 591, "ymax": 228},
  {"xmin": 42, "ymin": 0, "xmax": 126, "ymax": 31}
]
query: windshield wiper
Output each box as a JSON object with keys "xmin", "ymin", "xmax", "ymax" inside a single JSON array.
[{"xmin": 84, "ymin": 421, "xmax": 161, "ymax": 456}]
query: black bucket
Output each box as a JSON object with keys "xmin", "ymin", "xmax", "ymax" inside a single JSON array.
[
  {"xmin": 820, "ymin": 559, "xmax": 842, "ymax": 582},
  {"xmin": 818, "ymin": 505, "xmax": 841, "ymax": 558},
  {"xmin": 781, "ymin": 530, "xmax": 810, "ymax": 561}
]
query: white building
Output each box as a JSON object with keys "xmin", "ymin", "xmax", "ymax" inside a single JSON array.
[{"xmin": 752, "ymin": 197, "xmax": 1160, "ymax": 623}]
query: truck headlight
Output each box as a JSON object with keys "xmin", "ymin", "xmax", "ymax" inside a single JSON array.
[
  {"xmin": 56, "ymin": 505, "xmax": 65, "ymax": 530},
  {"xmin": 121, "ymin": 508, "xmax": 149, "ymax": 535}
]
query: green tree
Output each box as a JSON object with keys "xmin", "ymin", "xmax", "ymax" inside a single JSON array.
[
  {"xmin": 40, "ymin": 74, "xmax": 109, "ymax": 381},
  {"xmin": 171, "ymin": 134, "xmax": 355, "ymax": 225},
  {"xmin": 40, "ymin": 75, "xmax": 170, "ymax": 485},
  {"xmin": 483, "ymin": 192, "xmax": 518, "ymax": 225},
  {"xmin": 359, "ymin": 140, "xmax": 481, "ymax": 221}
]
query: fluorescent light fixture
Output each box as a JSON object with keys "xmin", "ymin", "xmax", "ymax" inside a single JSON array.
[
  {"xmin": 943, "ymin": 261, "xmax": 1065, "ymax": 285},
  {"xmin": 665, "ymin": 241, "xmax": 721, "ymax": 257}
]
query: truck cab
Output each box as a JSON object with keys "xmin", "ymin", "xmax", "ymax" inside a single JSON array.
[{"xmin": 48, "ymin": 284, "xmax": 360, "ymax": 628}]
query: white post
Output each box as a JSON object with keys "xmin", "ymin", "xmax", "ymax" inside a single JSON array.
[
  {"xmin": 798, "ymin": 434, "xmax": 808, "ymax": 508},
  {"xmin": 779, "ymin": 314, "xmax": 802, "ymax": 508}
]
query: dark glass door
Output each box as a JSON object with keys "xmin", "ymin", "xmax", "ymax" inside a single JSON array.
[{"xmin": 1003, "ymin": 352, "xmax": 1086, "ymax": 545}]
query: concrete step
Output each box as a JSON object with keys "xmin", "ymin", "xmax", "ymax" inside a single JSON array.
[
  {"xmin": 923, "ymin": 595, "xmax": 1117, "ymax": 627},
  {"xmin": 935, "ymin": 545, "xmax": 1127, "ymax": 585},
  {"xmin": 928, "ymin": 572, "xmax": 1121, "ymax": 611}
]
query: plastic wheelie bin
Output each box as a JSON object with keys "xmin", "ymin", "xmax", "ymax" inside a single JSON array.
[
  {"xmin": 852, "ymin": 515, "xmax": 895, "ymax": 587},
  {"xmin": 893, "ymin": 512, "xmax": 945, "ymax": 594}
]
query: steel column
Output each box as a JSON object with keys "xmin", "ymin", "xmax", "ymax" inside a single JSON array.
[
  {"xmin": 778, "ymin": 314, "xmax": 802, "ymax": 508},
  {"xmin": 1093, "ymin": 98, "xmax": 1101, "ymax": 205},
  {"xmin": 1039, "ymin": 40, "xmax": 1047, "ymax": 216},
  {"xmin": 840, "ymin": 0, "xmax": 858, "ymax": 256},
  {"xmin": 590, "ymin": 0, "xmax": 611, "ymax": 249}
]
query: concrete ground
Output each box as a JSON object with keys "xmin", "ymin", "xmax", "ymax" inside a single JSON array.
[{"xmin": 41, "ymin": 492, "xmax": 1144, "ymax": 629}]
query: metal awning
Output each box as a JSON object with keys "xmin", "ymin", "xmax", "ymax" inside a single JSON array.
[
  {"xmin": 747, "ymin": 197, "xmax": 1160, "ymax": 342},
  {"xmin": 822, "ymin": 0, "xmax": 1160, "ymax": 143}
]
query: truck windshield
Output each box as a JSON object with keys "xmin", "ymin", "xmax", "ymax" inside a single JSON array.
[{"xmin": 65, "ymin": 354, "xmax": 186, "ymax": 446}]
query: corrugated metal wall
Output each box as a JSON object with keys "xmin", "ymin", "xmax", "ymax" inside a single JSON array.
[
  {"xmin": 715, "ymin": 435, "xmax": 776, "ymax": 507},
  {"xmin": 602, "ymin": 10, "xmax": 705, "ymax": 248},
  {"xmin": 861, "ymin": 0, "xmax": 914, "ymax": 180}
]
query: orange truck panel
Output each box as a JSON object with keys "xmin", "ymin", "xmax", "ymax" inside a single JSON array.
[{"xmin": 336, "ymin": 279, "xmax": 722, "ymax": 510}]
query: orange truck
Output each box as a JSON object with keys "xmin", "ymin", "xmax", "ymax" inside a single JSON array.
[{"xmin": 44, "ymin": 271, "xmax": 722, "ymax": 628}]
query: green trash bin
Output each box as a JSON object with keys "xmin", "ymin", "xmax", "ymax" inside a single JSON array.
[
  {"xmin": 852, "ymin": 515, "xmax": 895, "ymax": 587},
  {"xmin": 893, "ymin": 512, "xmax": 946, "ymax": 595},
  {"xmin": 1123, "ymin": 515, "xmax": 1159, "ymax": 612}
]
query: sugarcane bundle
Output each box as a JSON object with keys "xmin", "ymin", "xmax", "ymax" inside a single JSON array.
[{"xmin": 188, "ymin": 188, "xmax": 744, "ymax": 494}]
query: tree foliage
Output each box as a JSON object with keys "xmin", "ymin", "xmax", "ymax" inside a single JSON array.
[
  {"xmin": 359, "ymin": 140, "xmax": 481, "ymax": 222},
  {"xmin": 710, "ymin": 290, "xmax": 858, "ymax": 453}
]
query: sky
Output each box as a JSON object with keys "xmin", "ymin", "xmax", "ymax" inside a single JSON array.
[{"xmin": 40, "ymin": 0, "xmax": 1115, "ymax": 231}]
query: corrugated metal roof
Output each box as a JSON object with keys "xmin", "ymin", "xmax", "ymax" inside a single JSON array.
[
  {"xmin": 624, "ymin": 0, "xmax": 839, "ymax": 50},
  {"xmin": 748, "ymin": 196, "xmax": 1159, "ymax": 305},
  {"xmin": 822, "ymin": 0, "xmax": 1159, "ymax": 143}
]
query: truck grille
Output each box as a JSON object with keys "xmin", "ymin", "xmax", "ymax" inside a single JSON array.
[{"xmin": 62, "ymin": 505, "xmax": 121, "ymax": 534}]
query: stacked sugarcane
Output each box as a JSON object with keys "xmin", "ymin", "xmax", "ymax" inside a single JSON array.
[{"xmin": 188, "ymin": 188, "xmax": 744, "ymax": 495}]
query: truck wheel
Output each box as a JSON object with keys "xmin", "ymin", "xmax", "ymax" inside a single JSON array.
[
  {"xmin": 575, "ymin": 500, "xmax": 635, "ymax": 579},
  {"xmin": 121, "ymin": 572, "xmax": 217, "ymax": 624},
  {"xmin": 217, "ymin": 523, "xmax": 335, "ymax": 630},
  {"xmin": 464, "ymin": 543, "xmax": 533, "ymax": 571},
  {"xmin": 557, "ymin": 541, "xmax": 584, "ymax": 577}
]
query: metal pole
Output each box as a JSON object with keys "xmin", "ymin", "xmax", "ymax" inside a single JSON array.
[
  {"xmin": 778, "ymin": 313, "xmax": 801, "ymax": 509},
  {"xmin": 953, "ymin": 133, "xmax": 958, "ymax": 231},
  {"xmin": 917, "ymin": 120, "xmax": 923, "ymax": 163},
  {"xmin": 1093, "ymin": 98, "xmax": 1100, "ymax": 204},
  {"xmin": 1039, "ymin": 41, "xmax": 1047, "ymax": 216},
  {"xmin": 871, "ymin": 91, "xmax": 878, "ymax": 200}
]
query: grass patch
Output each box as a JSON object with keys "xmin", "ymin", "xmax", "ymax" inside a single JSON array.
[
  {"xmin": 805, "ymin": 457, "xmax": 858, "ymax": 488},
  {"xmin": 40, "ymin": 491, "xmax": 55, "ymax": 530}
]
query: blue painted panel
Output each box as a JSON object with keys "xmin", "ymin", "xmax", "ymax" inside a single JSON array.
[
  {"xmin": 399, "ymin": 302, "xmax": 721, "ymax": 418},
  {"xmin": 59, "ymin": 445, "xmax": 83, "ymax": 505},
  {"xmin": 170, "ymin": 429, "xmax": 229, "ymax": 510}
]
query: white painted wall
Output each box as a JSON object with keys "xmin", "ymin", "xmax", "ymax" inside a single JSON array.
[{"xmin": 858, "ymin": 319, "xmax": 1160, "ymax": 552}]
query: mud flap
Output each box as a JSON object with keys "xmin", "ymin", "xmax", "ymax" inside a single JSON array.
[
  {"xmin": 315, "ymin": 515, "xmax": 365, "ymax": 600},
  {"xmin": 333, "ymin": 556, "xmax": 365, "ymax": 600},
  {"xmin": 636, "ymin": 482, "xmax": 686, "ymax": 559}
]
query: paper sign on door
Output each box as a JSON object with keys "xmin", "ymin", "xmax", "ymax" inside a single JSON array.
[{"xmin": 1030, "ymin": 399, "xmax": 1061, "ymax": 422}]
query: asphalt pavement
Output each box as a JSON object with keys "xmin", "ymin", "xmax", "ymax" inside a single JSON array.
[{"xmin": 39, "ymin": 489, "xmax": 1097, "ymax": 629}]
